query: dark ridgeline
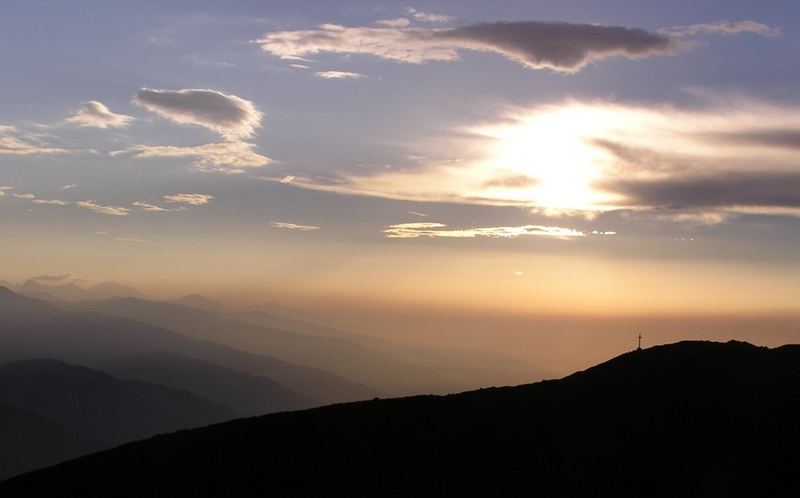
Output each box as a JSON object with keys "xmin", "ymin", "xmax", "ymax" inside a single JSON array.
[
  {"xmin": 0, "ymin": 359, "xmax": 236, "ymax": 480},
  {"xmin": 3, "ymin": 340, "xmax": 800, "ymax": 497}
]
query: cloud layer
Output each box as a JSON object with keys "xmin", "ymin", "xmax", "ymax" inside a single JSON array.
[
  {"xmin": 269, "ymin": 221, "xmax": 320, "ymax": 230},
  {"xmin": 66, "ymin": 101, "xmax": 134, "ymax": 128},
  {"xmin": 164, "ymin": 193, "xmax": 214, "ymax": 206},
  {"xmin": 258, "ymin": 21, "xmax": 678, "ymax": 72},
  {"xmin": 133, "ymin": 89, "xmax": 262, "ymax": 140},
  {"xmin": 661, "ymin": 20, "xmax": 782, "ymax": 37},
  {"xmin": 0, "ymin": 126, "xmax": 70, "ymax": 155},
  {"xmin": 315, "ymin": 70, "xmax": 365, "ymax": 79},
  {"xmin": 113, "ymin": 141, "xmax": 272, "ymax": 173},
  {"xmin": 383, "ymin": 222, "xmax": 585, "ymax": 238},
  {"xmin": 288, "ymin": 97, "xmax": 800, "ymax": 222}
]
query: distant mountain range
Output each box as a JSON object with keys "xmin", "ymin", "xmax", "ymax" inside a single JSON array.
[
  {"xmin": 0, "ymin": 285, "xmax": 553, "ymax": 481},
  {"xmin": 4, "ymin": 341, "xmax": 799, "ymax": 496},
  {"xmin": 0, "ymin": 287, "xmax": 376, "ymax": 404}
]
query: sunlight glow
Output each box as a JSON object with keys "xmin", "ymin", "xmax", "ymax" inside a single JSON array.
[{"xmin": 470, "ymin": 104, "xmax": 626, "ymax": 212}]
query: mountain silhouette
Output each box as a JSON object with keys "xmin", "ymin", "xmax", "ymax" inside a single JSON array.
[
  {"xmin": 4, "ymin": 340, "xmax": 799, "ymax": 497},
  {"xmin": 0, "ymin": 359, "xmax": 236, "ymax": 445},
  {"xmin": 71, "ymin": 297, "xmax": 548, "ymax": 394},
  {"xmin": 0, "ymin": 287, "xmax": 378, "ymax": 404},
  {"xmin": 95, "ymin": 352, "xmax": 314, "ymax": 416},
  {"xmin": 227, "ymin": 307, "xmax": 553, "ymax": 388},
  {"xmin": 70, "ymin": 298, "xmax": 461, "ymax": 394},
  {"xmin": 171, "ymin": 293, "xmax": 228, "ymax": 313}
]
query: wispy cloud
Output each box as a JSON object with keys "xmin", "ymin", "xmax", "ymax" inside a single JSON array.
[
  {"xmin": 66, "ymin": 101, "xmax": 134, "ymax": 128},
  {"xmin": 661, "ymin": 20, "xmax": 782, "ymax": 37},
  {"xmin": 315, "ymin": 70, "xmax": 366, "ymax": 79},
  {"xmin": 32, "ymin": 198, "xmax": 69, "ymax": 206},
  {"xmin": 163, "ymin": 193, "xmax": 214, "ymax": 206},
  {"xmin": 76, "ymin": 200, "xmax": 130, "ymax": 216},
  {"xmin": 133, "ymin": 88, "xmax": 262, "ymax": 140},
  {"xmin": 61, "ymin": 184, "xmax": 77, "ymax": 190},
  {"xmin": 408, "ymin": 211, "xmax": 427, "ymax": 217},
  {"xmin": 406, "ymin": 8, "xmax": 454, "ymax": 24},
  {"xmin": 131, "ymin": 201, "xmax": 169, "ymax": 212},
  {"xmin": 269, "ymin": 221, "xmax": 320, "ymax": 230},
  {"xmin": 383, "ymin": 222, "xmax": 585, "ymax": 238},
  {"xmin": 113, "ymin": 141, "xmax": 272, "ymax": 173},
  {"xmin": 375, "ymin": 18, "xmax": 411, "ymax": 28},
  {"xmin": 0, "ymin": 125, "xmax": 71, "ymax": 155},
  {"xmin": 258, "ymin": 21, "xmax": 677, "ymax": 73}
]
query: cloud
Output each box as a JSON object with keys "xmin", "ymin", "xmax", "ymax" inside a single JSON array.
[
  {"xmin": 133, "ymin": 88, "xmax": 262, "ymax": 140},
  {"xmin": 0, "ymin": 186, "xmax": 11, "ymax": 197},
  {"xmin": 5, "ymin": 192, "xmax": 68, "ymax": 206},
  {"xmin": 661, "ymin": 20, "xmax": 781, "ymax": 37},
  {"xmin": 287, "ymin": 97, "xmax": 800, "ymax": 221},
  {"xmin": 376, "ymin": 18, "xmax": 411, "ymax": 28},
  {"xmin": 65, "ymin": 101, "xmax": 134, "ymax": 128},
  {"xmin": 289, "ymin": 63, "xmax": 310, "ymax": 69},
  {"xmin": 28, "ymin": 274, "xmax": 73, "ymax": 283},
  {"xmin": 269, "ymin": 221, "xmax": 320, "ymax": 230},
  {"xmin": 0, "ymin": 126, "xmax": 70, "ymax": 155},
  {"xmin": 164, "ymin": 193, "xmax": 214, "ymax": 206},
  {"xmin": 408, "ymin": 211, "xmax": 427, "ymax": 217},
  {"xmin": 382, "ymin": 222, "xmax": 585, "ymax": 238},
  {"xmin": 113, "ymin": 141, "xmax": 272, "ymax": 173},
  {"xmin": 406, "ymin": 8, "xmax": 454, "ymax": 23},
  {"xmin": 131, "ymin": 201, "xmax": 169, "ymax": 212},
  {"xmin": 315, "ymin": 70, "xmax": 366, "ymax": 79},
  {"xmin": 61, "ymin": 184, "xmax": 77, "ymax": 190},
  {"xmin": 114, "ymin": 237, "xmax": 147, "ymax": 243},
  {"xmin": 32, "ymin": 198, "xmax": 69, "ymax": 206},
  {"xmin": 257, "ymin": 21, "xmax": 677, "ymax": 72},
  {"xmin": 76, "ymin": 200, "xmax": 130, "ymax": 216}
]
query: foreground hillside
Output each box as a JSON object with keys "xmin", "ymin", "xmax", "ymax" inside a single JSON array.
[{"xmin": 4, "ymin": 340, "xmax": 799, "ymax": 497}]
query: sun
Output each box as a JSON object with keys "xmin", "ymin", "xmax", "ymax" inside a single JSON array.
[{"xmin": 473, "ymin": 103, "xmax": 626, "ymax": 214}]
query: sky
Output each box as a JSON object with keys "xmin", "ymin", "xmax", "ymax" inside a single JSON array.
[{"xmin": 2, "ymin": 0, "xmax": 800, "ymax": 319}]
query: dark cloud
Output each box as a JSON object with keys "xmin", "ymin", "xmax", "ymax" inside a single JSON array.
[
  {"xmin": 133, "ymin": 89, "xmax": 262, "ymax": 140},
  {"xmin": 259, "ymin": 21, "xmax": 678, "ymax": 73},
  {"xmin": 705, "ymin": 129, "xmax": 800, "ymax": 149},
  {"xmin": 605, "ymin": 172, "xmax": 800, "ymax": 209},
  {"xmin": 435, "ymin": 22, "xmax": 676, "ymax": 71}
]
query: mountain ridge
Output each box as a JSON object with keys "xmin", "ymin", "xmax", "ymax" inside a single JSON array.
[{"xmin": 4, "ymin": 340, "xmax": 798, "ymax": 497}]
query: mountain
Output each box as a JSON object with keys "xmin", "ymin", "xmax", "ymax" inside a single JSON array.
[
  {"xmin": 0, "ymin": 287, "xmax": 377, "ymax": 404},
  {"xmin": 69, "ymin": 298, "xmax": 464, "ymax": 395},
  {"xmin": 16, "ymin": 279, "xmax": 144, "ymax": 303},
  {"xmin": 0, "ymin": 400, "xmax": 98, "ymax": 481},
  {"xmin": 5, "ymin": 341, "xmax": 800, "ymax": 496},
  {"xmin": 88, "ymin": 281, "xmax": 146, "ymax": 300},
  {"xmin": 227, "ymin": 307, "xmax": 555, "ymax": 387},
  {"xmin": 95, "ymin": 352, "xmax": 314, "ymax": 416},
  {"xmin": 0, "ymin": 359, "xmax": 236, "ymax": 446},
  {"xmin": 17, "ymin": 279, "xmax": 98, "ymax": 302},
  {"xmin": 171, "ymin": 294, "xmax": 228, "ymax": 313}
]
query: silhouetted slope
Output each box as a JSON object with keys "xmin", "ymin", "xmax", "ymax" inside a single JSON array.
[
  {"xmin": 0, "ymin": 400, "xmax": 98, "ymax": 480},
  {"xmin": 5, "ymin": 341, "xmax": 800, "ymax": 497},
  {"xmin": 0, "ymin": 359, "xmax": 236, "ymax": 446},
  {"xmin": 95, "ymin": 352, "xmax": 314, "ymax": 416},
  {"xmin": 0, "ymin": 287, "xmax": 378, "ymax": 403}
]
